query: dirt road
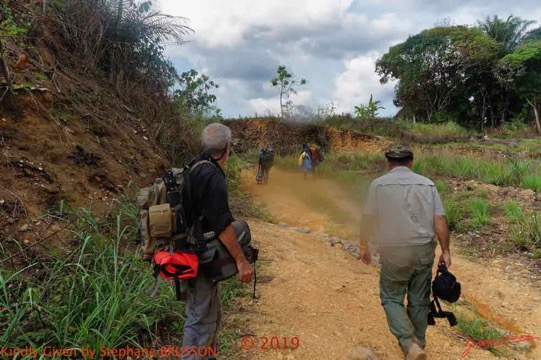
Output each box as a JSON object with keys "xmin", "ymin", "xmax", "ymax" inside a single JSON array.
[{"xmin": 240, "ymin": 168, "xmax": 541, "ymax": 359}]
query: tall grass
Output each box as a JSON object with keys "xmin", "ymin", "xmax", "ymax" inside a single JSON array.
[
  {"xmin": 445, "ymin": 199, "xmax": 465, "ymax": 231},
  {"xmin": 468, "ymin": 199, "xmax": 492, "ymax": 229},
  {"xmin": 503, "ymin": 202, "xmax": 524, "ymax": 223},
  {"xmin": 413, "ymin": 154, "xmax": 541, "ymax": 191},
  {"xmin": 323, "ymin": 116, "xmax": 472, "ymax": 143},
  {"xmin": 0, "ymin": 201, "xmax": 253, "ymax": 353},
  {"xmin": 0, "ymin": 203, "xmax": 180, "ymax": 350},
  {"xmin": 509, "ymin": 212, "xmax": 541, "ymax": 255}
]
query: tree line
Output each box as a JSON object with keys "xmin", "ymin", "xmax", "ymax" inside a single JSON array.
[{"xmin": 376, "ymin": 15, "xmax": 541, "ymax": 131}]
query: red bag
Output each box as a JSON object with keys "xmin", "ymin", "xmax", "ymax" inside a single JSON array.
[{"xmin": 154, "ymin": 250, "xmax": 199, "ymax": 281}]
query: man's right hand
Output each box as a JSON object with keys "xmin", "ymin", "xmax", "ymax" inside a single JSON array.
[
  {"xmin": 237, "ymin": 259, "xmax": 254, "ymax": 283},
  {"xmin": 439, "ymin": 251, "xmax": 451, "ymax": 268}
]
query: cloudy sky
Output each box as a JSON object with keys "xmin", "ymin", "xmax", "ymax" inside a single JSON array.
[{"xmin": 158, "ymin": 0, "xmax": 541, "ymax": 118}]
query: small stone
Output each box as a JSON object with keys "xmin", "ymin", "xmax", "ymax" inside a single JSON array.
[
  {"xmin": 19, "ymin": 224, "xmax": 29, "ymax": 232},
  {"xmin": 278, "ymin": 222, "xmax": 289, "ymax": 228},
  {"xmin": 348, "ymin": 346, "xmax": 378, "ymax": 360},
  {"xmin": 326, "ymin": 237, "xmax": 341, "ymax": 246},
  {"xmin": 7, "ymin": 218, "xmax": 15, "ymax": 224},
  {"xmin": 293, "ymin": 227, "xmax": 311, "ymax": 234}
]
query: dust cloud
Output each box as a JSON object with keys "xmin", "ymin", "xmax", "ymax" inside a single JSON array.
[{"xmin": 243, "ymin": 167, "xmax": 367, "ymax": 240}]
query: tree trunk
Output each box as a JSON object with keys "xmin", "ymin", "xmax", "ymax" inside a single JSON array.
[
  {"xmin": 109, "ymin": 0, "xmax": 124, "ymax": 80},
  {"xmin": 279, "ymin": 88, "xmax": 283, "ymax": 118},
  {"xmin": 526, "ymin": 98, "xmax": 541, "ymax": 133},
  {"xmin": 0, "ymin": 40, "xmax": 13, "ymax": 103}
]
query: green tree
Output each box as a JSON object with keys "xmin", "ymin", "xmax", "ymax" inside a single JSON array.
[
  {"xmin": 496, "ymin": 40, "xmax": 541, "ymax": 132},
  {"xmin": 477, "ymin": 15, "xmax": 536, "ymax": 52},
  {"xmin": 270, "ymin": 65, "xmax": 307, "ymax": 118},
  {"xmin": 354, "ymin": 95, "xmax": 385, "ymax": 118},
  {"xmin": 174, "ymin": 69, "xmax": 220, "ymax": 117},
  {"xmin": 376, "ymin": 26, "xmax": 502, "ymax": 126}
]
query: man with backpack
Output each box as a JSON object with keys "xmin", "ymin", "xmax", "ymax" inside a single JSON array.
[
  {"xmin": 257, "ymin": 146, "xmax": 274, "ymax": 184},
  {"xmin": 181, "ymin": 123, "xmax": 254, "ymax": 359},
  {"xmin": 358, "ymin": 145, "xmax": 451, "ymax": 360}
]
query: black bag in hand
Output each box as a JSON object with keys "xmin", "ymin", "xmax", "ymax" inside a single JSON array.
[
  {"xmin": 428, "ymin": 265, "xmax": 461, "ymax": 327},
  {"xmin": 433, "ymin": 265, "xmax": 461, "ymax": 303}
]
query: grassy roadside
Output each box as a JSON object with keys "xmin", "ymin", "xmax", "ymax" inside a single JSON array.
[{"xmin": 0, "ymin": 179, "xmax": 261, "ymax": 359}]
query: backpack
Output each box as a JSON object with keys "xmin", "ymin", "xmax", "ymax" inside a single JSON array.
[
  {"xmin": 136, "ymin": 161, "xmax": 211, "ymax": 300},
  {"xmin": 136, "ymin": 162, "xmax": 210, "ymax": 259},
  {"xmin": 310, "ymin": 147, "xmax": 318, "ymax": 165},
  {"xmin": 315, "ymin": 147, "xmax": 325, "ymax": 162},
  {"xmin": 137, "ymin": 161, "xmax": 259, "ymax": 299},
  {"xmin": 259, "ymin": 150, "xmax": 274, "ymax": 167}
]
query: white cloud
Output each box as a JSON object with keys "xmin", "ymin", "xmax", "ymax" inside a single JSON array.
[
  {"xmin": 332, "ymin": 53, "xmax": 396, "ymax": 115},
  {"xmin": 158, "ymin": 0, "xmax": 541, "ymax": 118},
  {"xmin": 159, "ymin": 0, "xmax": 354, "ymax": 48},
  {"xmin": 247, "ymin": 97, "xmax": 280, "ymax": 116}
]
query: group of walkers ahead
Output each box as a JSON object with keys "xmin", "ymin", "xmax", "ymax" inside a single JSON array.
[{"xmin": 256, "ymin": 143, "xmax": 324, "ymax": 184}]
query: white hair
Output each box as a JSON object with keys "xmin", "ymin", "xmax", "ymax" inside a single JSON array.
[{"xmin": 201, "ymin": 123, "xmax": 232, "ymax": 154}]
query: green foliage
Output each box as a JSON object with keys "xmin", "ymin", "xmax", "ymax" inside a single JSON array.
[
  {"xmin": 377, "ymin": 15, "xmax": 540, "ymax": 130},
  {"xmin": 503, "ymin": 201, "xmax": 524, "ymax": 223},
  {"xmin": 49, "ymin": 0, "xmax": 192, "ymax": 95},
  {"xmin": 413, "ymin": 154, "xmax": 541, "ymax": 191},
  {"xmin": 467, "ymin": 198, "xmax": 492, "ymax": 229},
  {"xmin": 510, "ymin": 212, "xmax": 541, "ymax": 251},
  {"xmin": 0, "ymin": 204, "xmax": 182, "ymax": 350},
  {"xmin": 444, "ymin": 199, "xmax": 465, "ymax": 231},
  {"xmin": 376, "ymin": 25, "xmax": 503, "ymax": 126},
  {"xmin": 173, "ymin": 69, "xmax": 220, "ymax": 118},
  {"xmin": 0, "ymin": 3, "xmax": 30, "ymax": 37},
  {"xmin": 496, "ymin": 40, "xmax": 541, "ymax": 132},
  {"xmin": 354, "ymin": 94, "xmax": 385, "ymax": 118},
  {"xmin": 405, "ymin": 121, "xmax": 469, "ymax": 139},
  {"xmin": 521, "ymin": 174, "xmax": 541, "ymax": 191},
  {"xmin": 478, "ymin": 15, "xmax": 536, "ymax": 52},
  {"xmin": 270, "ymin": 65, "xmax": 307, "ymax": 118},
  {"xmin": 0, "ymin": 202, "xmax": 253, "ymax": 355},
  {"xmin": 456, "ymin": 313, "xmax": 511, "ymax": 357}
]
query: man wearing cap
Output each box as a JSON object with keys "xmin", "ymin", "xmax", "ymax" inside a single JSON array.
[{"xmin": 358, "ymin": 145, "xmax": 451, "ymax": 360}]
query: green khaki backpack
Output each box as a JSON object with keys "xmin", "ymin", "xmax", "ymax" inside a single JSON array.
[{"xmin": 136, "ymin": 161, "xmax": 212, "ymax": 259}]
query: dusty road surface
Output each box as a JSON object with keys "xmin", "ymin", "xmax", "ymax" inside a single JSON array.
[{"xmin": 238, "ymin": 168, "xmax": 541, "ymax": 360}]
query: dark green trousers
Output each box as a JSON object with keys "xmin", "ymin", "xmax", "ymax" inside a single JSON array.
[{"xmin": 379, "ymin": 241, "xmax": 436, "ymax": 350}]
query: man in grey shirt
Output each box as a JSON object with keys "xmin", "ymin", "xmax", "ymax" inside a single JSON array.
[{"xmin": 359, "ymin": 145, "xmax": 451, "ymax": 360}]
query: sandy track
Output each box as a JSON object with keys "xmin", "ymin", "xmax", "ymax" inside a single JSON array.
[{"xmin": 238, "ymin": 168, "xmax": 541, "ymax": 359}]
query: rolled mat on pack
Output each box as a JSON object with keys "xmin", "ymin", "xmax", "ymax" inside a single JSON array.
[{"xmin": 153, "ymin": 251, "xmax": 199, "ymax": 280}]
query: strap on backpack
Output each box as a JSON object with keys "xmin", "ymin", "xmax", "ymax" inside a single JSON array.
[
  {"xmin": 428, "ymin": 296, "xmax": 457, "ymax": 327},
  {"xmin": 184, "ymin": 160, "xmax": 214, "ymax": 254},
  {"xmin": 152, "ymin": 262, "xmax": 192, "ymax": 301}
]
